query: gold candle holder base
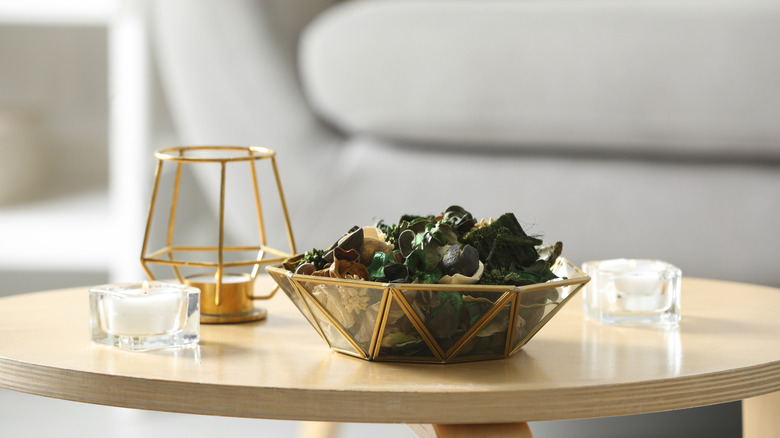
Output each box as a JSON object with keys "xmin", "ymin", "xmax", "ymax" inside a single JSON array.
[
  {"xmin": 184, "ymin": 273, "xmax": 268, "ymax": 324},
  {"xmin": 200, "ymin": 309, "xmax": 267, "ymax": 324}
]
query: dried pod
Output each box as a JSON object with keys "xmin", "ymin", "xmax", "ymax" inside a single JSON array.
[
  {"xmin": 383, "ymin": 263, "xmax": 410, "ymax": 283},
  {"xmin": 338, "ymin": 227, "xmax": 364, "ymax": 255},
  {"xmin": 295, "ymin": 262, "xmax": 316, "ymax": 276},
  {"xmin": 437, "ymin": 261, "xmax": 484, "ymax": 285},
  {"xmin": 398, "ymin": 229, "xmax": 415, "ymax": 258},
  {"xmin": 461, "ymin": 244, "xmax": 479, "ymax": 277},
  {"xmin": 282, "ymin": 254, "xmax": 304, "ymax": 272},
  {"xmin": 324, "ymin": 226, "xmax": 362, "ymax": 263},
  {"xmin": 312, "ymin": 257, "xmax": 369, "ymax": 280},
  {"xmin": 442, "ymin": 244, "xmax": 479, "ymax": 277},
  {"xmin": 443, "ymin": 244, "xmax": 463, "ymax": 276},
  {"xmin": 334, "ymin": 246, "xmax": 361, "ymax": 263}
]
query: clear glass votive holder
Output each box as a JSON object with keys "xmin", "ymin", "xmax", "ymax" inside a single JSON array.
[
  {"xmin": 90, "ymin": 281, "xmax": 200, "ymax": 351},
  {"xmin": 582, "ymin": 259, "xmax": 681, "ymax": 326}
]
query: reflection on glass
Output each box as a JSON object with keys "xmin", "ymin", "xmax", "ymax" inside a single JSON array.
[
  {"xmin": 513, "ymin": 287, "xmax": 560, "ymax": 349},
  {"xmin": 271, "ymin": 272, "xmax": 320, "ymax": 331},
  {"xmin": 456, "ymin": 302, "xmax": 511, "ymax": 359},
  {"xmin": 301, "ymin": 292, "xmax": 359, "ymax": 356},
  {"xmin": 402, "ymin": 289, "xmax": 503, "ymax": 353},
  {"xmin": 377, "ymin": 297, "xmax": 435, "ymax": 360}
]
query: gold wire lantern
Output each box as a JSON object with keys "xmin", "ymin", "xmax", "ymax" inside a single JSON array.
[{"xmin": 141, "ymin": 146, "xmax": 296, "ymax": 323}]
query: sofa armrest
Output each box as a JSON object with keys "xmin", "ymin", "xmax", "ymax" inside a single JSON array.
[{"xmin": 300, "ymin": 0, "xmax": 780, "ymax": 158}]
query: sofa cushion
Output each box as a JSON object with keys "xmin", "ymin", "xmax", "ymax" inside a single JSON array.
[
  {"xmin": 293, "ymin": 136, "xmax": 780, "ymax": 287},
  {"xmin": 300, "ymin": 0, "xmax": 780, "ymax": 158}
]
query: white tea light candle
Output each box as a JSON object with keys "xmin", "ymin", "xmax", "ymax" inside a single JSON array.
[
  {"xmin": 90, "ymin": 281, "xmax": 200, "ymax": 351},
  {"xmin": 103, "ymin": 282, "xmax": 183, "ymax": 336},
  {"xmin": 582, "ymin": 259, "xmax": 681, "ymax": 326}
]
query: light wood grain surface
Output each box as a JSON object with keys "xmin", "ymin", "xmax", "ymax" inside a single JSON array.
[{"xmin": 0, "ymin": 276, "xmax": 778, "ymax": 425}]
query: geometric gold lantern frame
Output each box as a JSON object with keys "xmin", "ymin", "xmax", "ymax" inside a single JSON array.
[
  {"xmin": 141, "ymin": 146, "xmax": 296, "ymax": 323},
  {"xmin": 267, "ymin": 258, "xmax": 589, "ymax": 363}
]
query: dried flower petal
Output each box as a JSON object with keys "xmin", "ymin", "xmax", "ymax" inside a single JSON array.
[{"xmin": 339, "ymin": 287, "xmax": 370, "ymax": 313}]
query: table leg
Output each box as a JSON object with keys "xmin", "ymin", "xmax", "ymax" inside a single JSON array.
[
  {"xmin": 298, "ymin": 421, "xmax": 339, "ymax": 438},
  {"xmin": 743, "ymin": 391, "xmax": 780, "ymax": 438},
  {"xmin": 408, "ymin": 422, "xmax": 533, "ymax": 438}
]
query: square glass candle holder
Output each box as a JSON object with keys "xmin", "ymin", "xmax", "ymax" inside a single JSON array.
[
  {"xmin": 582, "ymin": 259, "xmax": 681, "ymax": 326},
  {"xmin": 90, "ymin": 281, "xmax": 200, "ymax": 351}
]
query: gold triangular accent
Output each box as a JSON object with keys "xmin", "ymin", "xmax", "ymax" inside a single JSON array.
[
  {"xmin": 297, "ymin": 284, "xmax": 367, "ymax": 359},
  {"xmin": 445, "ymin": 292, "xmax": 512, "ymax": 361},
  {"xmin": 374, "ymin": 292, "xmax": 441, "ymax": 362}
]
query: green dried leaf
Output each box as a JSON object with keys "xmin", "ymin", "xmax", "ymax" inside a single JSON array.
[
  {"xmin": 427, "ymin": 291, "xmax": 463, "ymax": 338},
  {"xmin": 404, "ymin": 249, "xmax": 428, "ymax": 273},
  {"xmin": 417, "ymin": 263, "xmax": 443, "ymax": 284},
  {"xmin": 463, "ymin": 213, "xmax": 542, "ymax": 270},
  {"xmin": 464, "ymin": 299, "xmax": 493, "ymax": 327},
  {"xmin": 367, "ymin": 251, "xmax": 389, "ymax": 281},
  {"xmin": 299, "ymin": 249, "xmax": 327, "ymax": 270}
]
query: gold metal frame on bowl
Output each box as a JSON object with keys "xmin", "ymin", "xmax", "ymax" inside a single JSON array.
[{"xmin": 267, "ymin": 258, "xmax": 589, "ymax": 363}]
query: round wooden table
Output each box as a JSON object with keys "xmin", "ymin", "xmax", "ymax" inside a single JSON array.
[{"xmin": 1, "ymin": 276, "xmax": 778, "ymax": 437}]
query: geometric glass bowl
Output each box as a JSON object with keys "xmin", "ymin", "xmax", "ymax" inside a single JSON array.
[{"xmin": 267, "ymin": 258, "xmax": 589, "ymax": 364}]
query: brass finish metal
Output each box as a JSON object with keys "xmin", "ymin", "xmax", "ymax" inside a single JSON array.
[
  {"xmin": 289, "ymin": 280, "xmax": 329, "ymax": 344},
  {"xmin": 200, "ymin": 308, "xmax": 268, "ymax": 324},
  {"xmin": 391, "ymin": 289, "xmax": 446, "ymax": 361},
  {"xmin": 293, "ymin": 279, "xmax": 369, "ymax": 359},
  {"xmin": 267, "ymin": 259, "xmax": 589, "ymax": 363},
  {"xmin": 185, "ymin": 273, "xmax": 267, "ymax": 323},
  {"xmin": 444, "ymin": 291, "xmax": 512, "ymax": 361},
  {"xmin": 367, "ymin": 288, "xmax": 392, "ymax": 360},
  {"xmin": 141, "ymin": 146, "xmax": 296, "ymax": 323}
]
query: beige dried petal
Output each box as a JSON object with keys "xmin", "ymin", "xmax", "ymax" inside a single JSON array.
[
  {"xmin": 338, "ymin": 287, "xmax": 370, "ymax": 313},
  {"xmin": 471, "ymin": 217, "xmax": 494, "ymax": 230}
]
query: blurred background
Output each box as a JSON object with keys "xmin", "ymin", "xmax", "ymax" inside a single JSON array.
[{"xmin": 3, "ymin": 0, "xmax": 778, "ymax": 436}]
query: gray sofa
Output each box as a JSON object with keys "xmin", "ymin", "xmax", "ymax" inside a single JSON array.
[
  {"xmin": 152, "ymin": 0, "xmax": 780, "ymax": 288},
  {"xmin": 152, "ymin": 1, "xmax": 777, "ymax": 434}
]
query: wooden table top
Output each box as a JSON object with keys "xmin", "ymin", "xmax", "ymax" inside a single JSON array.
[{"xmin": 1, "ymin": 276, "xmax": 779, "ymax": 424}]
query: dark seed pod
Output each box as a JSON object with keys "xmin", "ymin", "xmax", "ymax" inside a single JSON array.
[
  {"xmin": 384, "ymin": 263, "xmax": 410, "ymax": 283},
  {"xmin": 442, "ymin": 205, "xmax": 477, "ymax": 235},
  {"xmin": 443, "ymin": 244, "xmax": 463, "ymax": 276},
  {"xmin": 398, "ymin": 229, "xmax": 415, "ymax": 258},
  {"xmin": 461, "ymin": 244, "xmax": 479, "ymax": 277},
  {"xmin": 338, "ymin": 227, "xmax": 364, "ymax": 254},
  {"xmin": 295, "ymin": 262, "xmax": 316, "ymax": 276},
  {"xmin": 333, "ymin": 246, "xmax": 361, "ymax": 262},
  {"xmin": 324, "ymin": 226, "xmax": 362, "ymax": 263},
  {"xmin": 443, "ymin": 244, "xmax": 480, "ymax": 277}
]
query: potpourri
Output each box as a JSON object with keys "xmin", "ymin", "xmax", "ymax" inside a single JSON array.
[
  {"xmin": 283, "ymin": 205, "xmax": 562, "ymax": 286},
  {"xmin": 278, "ymin": 206, "xmax": 566, "ymax": 359}
]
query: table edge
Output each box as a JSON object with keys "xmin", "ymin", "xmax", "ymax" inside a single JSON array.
[{"xmin": 2, "ymin": 354, "xmax": 779, "ymax": 423}]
